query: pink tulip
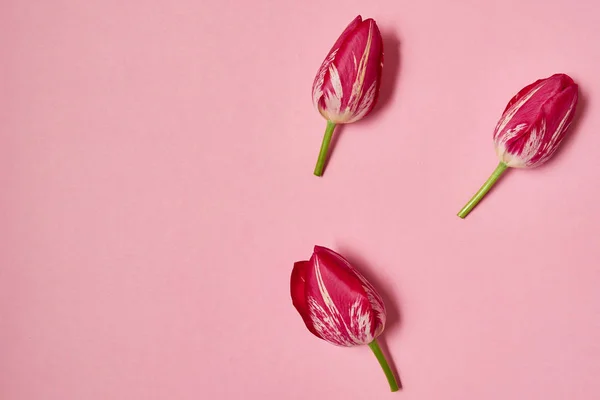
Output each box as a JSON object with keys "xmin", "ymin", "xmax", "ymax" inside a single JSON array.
[
  {"xmin": 312, "ymin": 16, "xmax": 384, "ymax": 176},
  {"xmin": 291, "ymin": 246, "xmax": 399, "ymax": 392},
  {"xmin": 458, "ymin": 73, "xmax": 579, "ymax": 218}
]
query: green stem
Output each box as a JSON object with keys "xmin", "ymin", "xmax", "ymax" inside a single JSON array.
[
  {"xmin": 313, "ymin": 121, "xmax": 336, "ymax": 177},
  {"xmin": 457, "ymin": 161, "xmax": 509, "ymax": 219},
  {"xmin": 368, "ymin": 339, "xmax": 399, "ymax": 392}
]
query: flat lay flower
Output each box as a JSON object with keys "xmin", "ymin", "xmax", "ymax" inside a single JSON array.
[
  {"xmin": 458, "ymin": 73, "xmax": 579, "ymax": 218},
  {"xmin": 312, "ymin": 15, "xmax": 384, "ymax": 176},
  {"xmin": 291, "ymin": 245, "xmax": 399, "ymax": 392}
]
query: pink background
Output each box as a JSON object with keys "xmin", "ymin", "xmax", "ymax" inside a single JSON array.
[{"xmin": 2, "ymin": 0, "xmax": 600, "ymax": 399}]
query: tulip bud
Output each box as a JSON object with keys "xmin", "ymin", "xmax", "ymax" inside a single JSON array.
[
  {"xmin": 291, "ymin": 246, "xmax": 399, "ymax": 392},
  {"xmin": 311, "ymin": 16, "xmax": 384, "ymax": 176},
  {"xmin": 458, "ymin": 73, "xmax": 579, "ymax": 218}
]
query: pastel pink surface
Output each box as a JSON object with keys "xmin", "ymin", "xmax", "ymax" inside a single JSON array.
[{"xmin": 2, "ymin": 1, "xmax": 600, "ymax": 399}]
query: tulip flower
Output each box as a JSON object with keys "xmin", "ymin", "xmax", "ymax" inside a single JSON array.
[
  {"xmin": 312, "ymin": 15, "xmax": 384, "ymax": 176},
  {"xmin": 291, "ymin": 245, "xmax": 399, "ymax": 392},
  {"xmin": 458, "ymin": 73, "xmax": 579, "ymax": 218}
]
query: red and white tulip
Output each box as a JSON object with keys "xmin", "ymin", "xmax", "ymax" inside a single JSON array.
[
  {"xmin": 458, "ymin": 73, "xmax": 579, "ymax": 218},
  {"xmin": 291, "ymin": 246, "xmax": 399, "ymax": 391},
  {"xmin": 311, "ymin": 16, "xmax": 384, "ymax": 176}
]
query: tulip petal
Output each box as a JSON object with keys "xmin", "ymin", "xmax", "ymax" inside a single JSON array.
[
  {"xmin": 302, "ymin": 246, "xmax": 385, "ymax": 346},
  {"xmin": 290, "ymin": 261, "xmax": 320, "ymax": 338},
  {"xmin": 314, "ymin": 246, "xmax": 386, "ymax": 335},
  {"xmin": 340, "ymin": 19, "xmax": 383, "ymax": 122},
  {"xmin": 503, "ymin": 79, "xmax": 544, "ymax": 113},
  {"xmin": 533, "ymin": 84, "xmax": 578, "ymax": 166},
  {"xmin": 330, "ymin": 15, "xmax": 363, "ymax": 54},
  {"xmin": 305, "ymin": 257, "xmax": 371, "ymax": 346},
  {"xmin": 311, "ymin": 16, "xmax": 362, "ymax": 114}
]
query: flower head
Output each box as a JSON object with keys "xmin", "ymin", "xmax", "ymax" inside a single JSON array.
[
  {"xmin": 312, "ymin": 16, "xmax": 384, "ymax": 124},
  {"xmin": 291, "ymin": 245, "xmax": 386, "ymax": 346},
  {"xmin": 493, "ymin": 73, "xmax": 579, "ymax": 168}
]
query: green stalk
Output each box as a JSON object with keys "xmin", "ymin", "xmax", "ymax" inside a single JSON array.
[
  {"xmin": 313, "ymin": 120, "xmax": 336, "ymax": 177},
  {"xmin": 458, "ymin": 161, "xmax": 508, "ymax": 219},
  {"xmin": 368, "ymin": 339, "xmax": 399, "ymax": 392}
]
